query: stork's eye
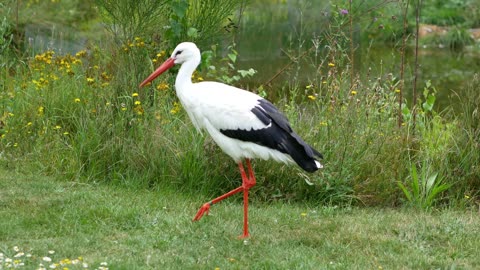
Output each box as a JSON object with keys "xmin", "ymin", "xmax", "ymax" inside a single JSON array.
[{"xmin": 175, "ymin": 50, "xmax": 183, "ymax": 56}]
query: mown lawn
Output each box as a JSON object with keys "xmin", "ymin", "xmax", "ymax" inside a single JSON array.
[{"xmin": 1, "ymin": 168, "xmax": 479, "ymax": 269}]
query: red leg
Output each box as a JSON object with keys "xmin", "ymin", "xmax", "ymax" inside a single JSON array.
[
  {"xmin": 245, "ymin": 158, "xmax": 257, "ymax": 188},
  {"xmin": 192, "ymin": 161, "xmax": 249, "ymax": 222},
  {"xmin": 192, "ymin": 186, "xmax": 243, "ymax": 221},
  {"xmin": 240, "ymin": 159, "xmax": 256, "ymax": 238},
  {"xmin": 193, "ymin": 159, "xmax": 257, "ymax": 238}
]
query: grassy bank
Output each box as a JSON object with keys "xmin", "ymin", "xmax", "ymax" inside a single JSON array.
[
  {"xmin": 1, "ymin": 0, "xmax": 480, "ymax": 208},
  {"xmin": 1, "ymin": 169, "xmax": 479, "ymax": 269}
]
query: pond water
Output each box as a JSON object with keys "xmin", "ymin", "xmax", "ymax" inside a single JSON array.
[{"xmin": 234, "ymin": 0, "xmax": 480, "ymax": 110}]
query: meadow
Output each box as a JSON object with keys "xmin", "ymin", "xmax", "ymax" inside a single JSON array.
[
  {"xmin": 1, "ymin": 0, "xmax": 480, "ymax": 268},
  {"xmin": 1, "ymin": 169, "xmax": 480, "ymax": 269}
]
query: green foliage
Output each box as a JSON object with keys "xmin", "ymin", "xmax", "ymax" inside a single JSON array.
[
  {"xmin": 0, "ymin": 3, "xmax": 14, "ymax": 61},
  {"xmin": 355, "ymin": 0, "xmax": 480, "ymax": 49},
  {"xmin": 199, "ymin": 44, "xmax": 257, "ymax": 84},
  {"xmin": 95, "ymin": 0, "xmax": 243, "ymax": 48},
  {"xmin": 164, "ymin": 0, "xmax": 245, "ymax": 47},
  {"xmin": 448, "ymin": 74, "xmax": 480, "ymax": 201},
  {"xmin": 422, "ymin": 0, "xmax": 473, "ymax": 26},
  {"xmin": 398, "ymin": 162, "xmax": 451, "ymax": 209},
  {"xmin": 1, "ymin": 0, "xmax": 97, "ymax": 30},
  {"xmin": 95, "ymin": 0, "xmax": 170, "ymax": 41},
  {"xmin": 0, "ymin": 1, "xmax": 18, "ymax": 72},
  {"xmin": 1, "ymin": 0, "xmax": 479, "ymax": 209},
  {"xmin": 442, "ymin": 26, "xmax": 475, "ymax": 50}
]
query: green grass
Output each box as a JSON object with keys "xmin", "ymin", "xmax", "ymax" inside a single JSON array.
[
  {"xmin": 1, "ymin": 0, "xmax": 479, "ymax": 227},
  {"xmin": 1, "ymin": 168, "xmax": 479, "ymax": 269}
]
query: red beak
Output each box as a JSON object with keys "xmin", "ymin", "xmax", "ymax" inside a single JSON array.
[{"xmin": 139, "ymin": 58, "xmax": 175, "ymax": 88}]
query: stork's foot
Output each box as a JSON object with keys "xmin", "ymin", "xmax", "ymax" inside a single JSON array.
[{"xmin": 193, "ymin": 202, "xmax": 211, "ymax": 221}]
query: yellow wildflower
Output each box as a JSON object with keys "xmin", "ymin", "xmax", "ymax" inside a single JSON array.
[
  {"xmin": 100, "ymin": 72, "xmax": 112, "ymax": 81},
  {"xmin": 75, "ymin": 50, "xmax": 87, "ymax": 57},
  {"xmin": 134, "ymin": 105, "xmax": 144, "ymax": 115},
  {"xmin": 328, "ymin": 62, "xmax": 335, "ymax": 67},
  {"xmin": 307, "ymin": 95, "xmax": 316, "ymax": 101},
  {"xmin": 134, "ymin": 101, "xmax": 141, "ymax": 105},
  {"xmin": 156, "ymin": 82, "xmax": 169, "ymax": 91},
  {"xmin": 305, "ymin": 84, "xmax": 313, "ymax": 89},
  {"xmin": 132, "ymin": 93, "xmax": 139, "ymax": 97},
  {"xmin": 350, "ymin": 90, "xmax": 357, "ymax": 95},
  {"xmin": 86, "ymin": 77, "xmax": 95, "ymax": 84},
  {"xmin": 170, "ymin": 102, "xmax": 181, "ymax": 114},
  {"xmin": 74, "ymin": 98, "xmax": 81, "ymax": 103},
  {"xmin": 395, "ymin": 88, "xmax": 401, "ymax": 93},
  {"xmin": 300, "ymin": 212, "xmax": 307, "ymax": 217},
  {"xmin": 60, "ymin": 258, "xmax": 72, "ymax": 265}
]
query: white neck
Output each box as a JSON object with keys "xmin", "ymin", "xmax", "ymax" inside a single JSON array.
[{"xmin": 175, "ymin": 56, "xmax": 200, "ymax": 91}]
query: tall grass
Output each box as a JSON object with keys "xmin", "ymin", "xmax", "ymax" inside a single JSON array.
[{"xmin": 1, "ymin": 0, "xmax": 479, "ymax": 208}]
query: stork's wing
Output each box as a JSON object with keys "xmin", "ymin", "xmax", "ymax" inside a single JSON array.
[
  {"xmin": 188, "ymin": 82, "xmax": 272, "ymax": 132},
  {"xmin": 188, "ymin": 82, "xmax": 322, "ymax": 172}
]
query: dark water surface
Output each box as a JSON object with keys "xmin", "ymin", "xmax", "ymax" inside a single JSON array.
[{"xmin": 234, "ymin": 1, "xmax": 480, "ymax": 110}]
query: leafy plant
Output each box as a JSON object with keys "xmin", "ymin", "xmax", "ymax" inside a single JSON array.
[
  {"xmin": 398, "ymin": 162, "xmax": 451, "ymax": 209},
  {"xmin": 0, "ymin": 1, "xmax": 16, "ymax": 70},
  {"xmin": 165, "ymin": 0, "xmax": 245, "ymax": 47},
  {"xmin": 95, "ymin": 0, "xmax": 170, "ymax": 42},
  {"xmin": 199, "ymin": 44, "xmax": 256, "ymax": 84},
  {"xmin": 443, "ymin": 26, "xmax": 475, "ymax": 50}
]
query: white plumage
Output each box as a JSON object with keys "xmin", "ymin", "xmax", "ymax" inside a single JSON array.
[
  {"xmin": 140, "ymin": 42, "xmax": 323, "ymax": 238},
  {"xmin": 178, "ymin": 81, "xmax": 291, "ymax": 163}
]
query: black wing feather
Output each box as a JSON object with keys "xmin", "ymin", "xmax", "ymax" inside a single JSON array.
[{"xmin": 220, "ymin": 99, "xmax": 323, "ymax": 172}]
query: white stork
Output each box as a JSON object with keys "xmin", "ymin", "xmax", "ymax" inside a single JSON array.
[{"xmin": 140, "ymin": 42, "xmax": 323, "ymax": 238}]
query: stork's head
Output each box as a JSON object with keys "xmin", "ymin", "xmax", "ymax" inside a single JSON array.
[
  {"xmin": 139, "ymin": 42, "xmax": 201, "ymax": 88},
  {"xmin": 170, "ymin": 42, "xmax": 201, "ymax": 65}
]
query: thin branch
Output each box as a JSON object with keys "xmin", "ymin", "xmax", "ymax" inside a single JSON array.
[
  {"xmin": 349, "ymin": 0, "xmax": 354, "ymax": 90},
  {"xmin": 412, "ymin": 0, "xmax": 422, "ymax": 129},
  {"xmin": 399, "ymin": 0, "xmax": 410, "ymax": 128}
]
